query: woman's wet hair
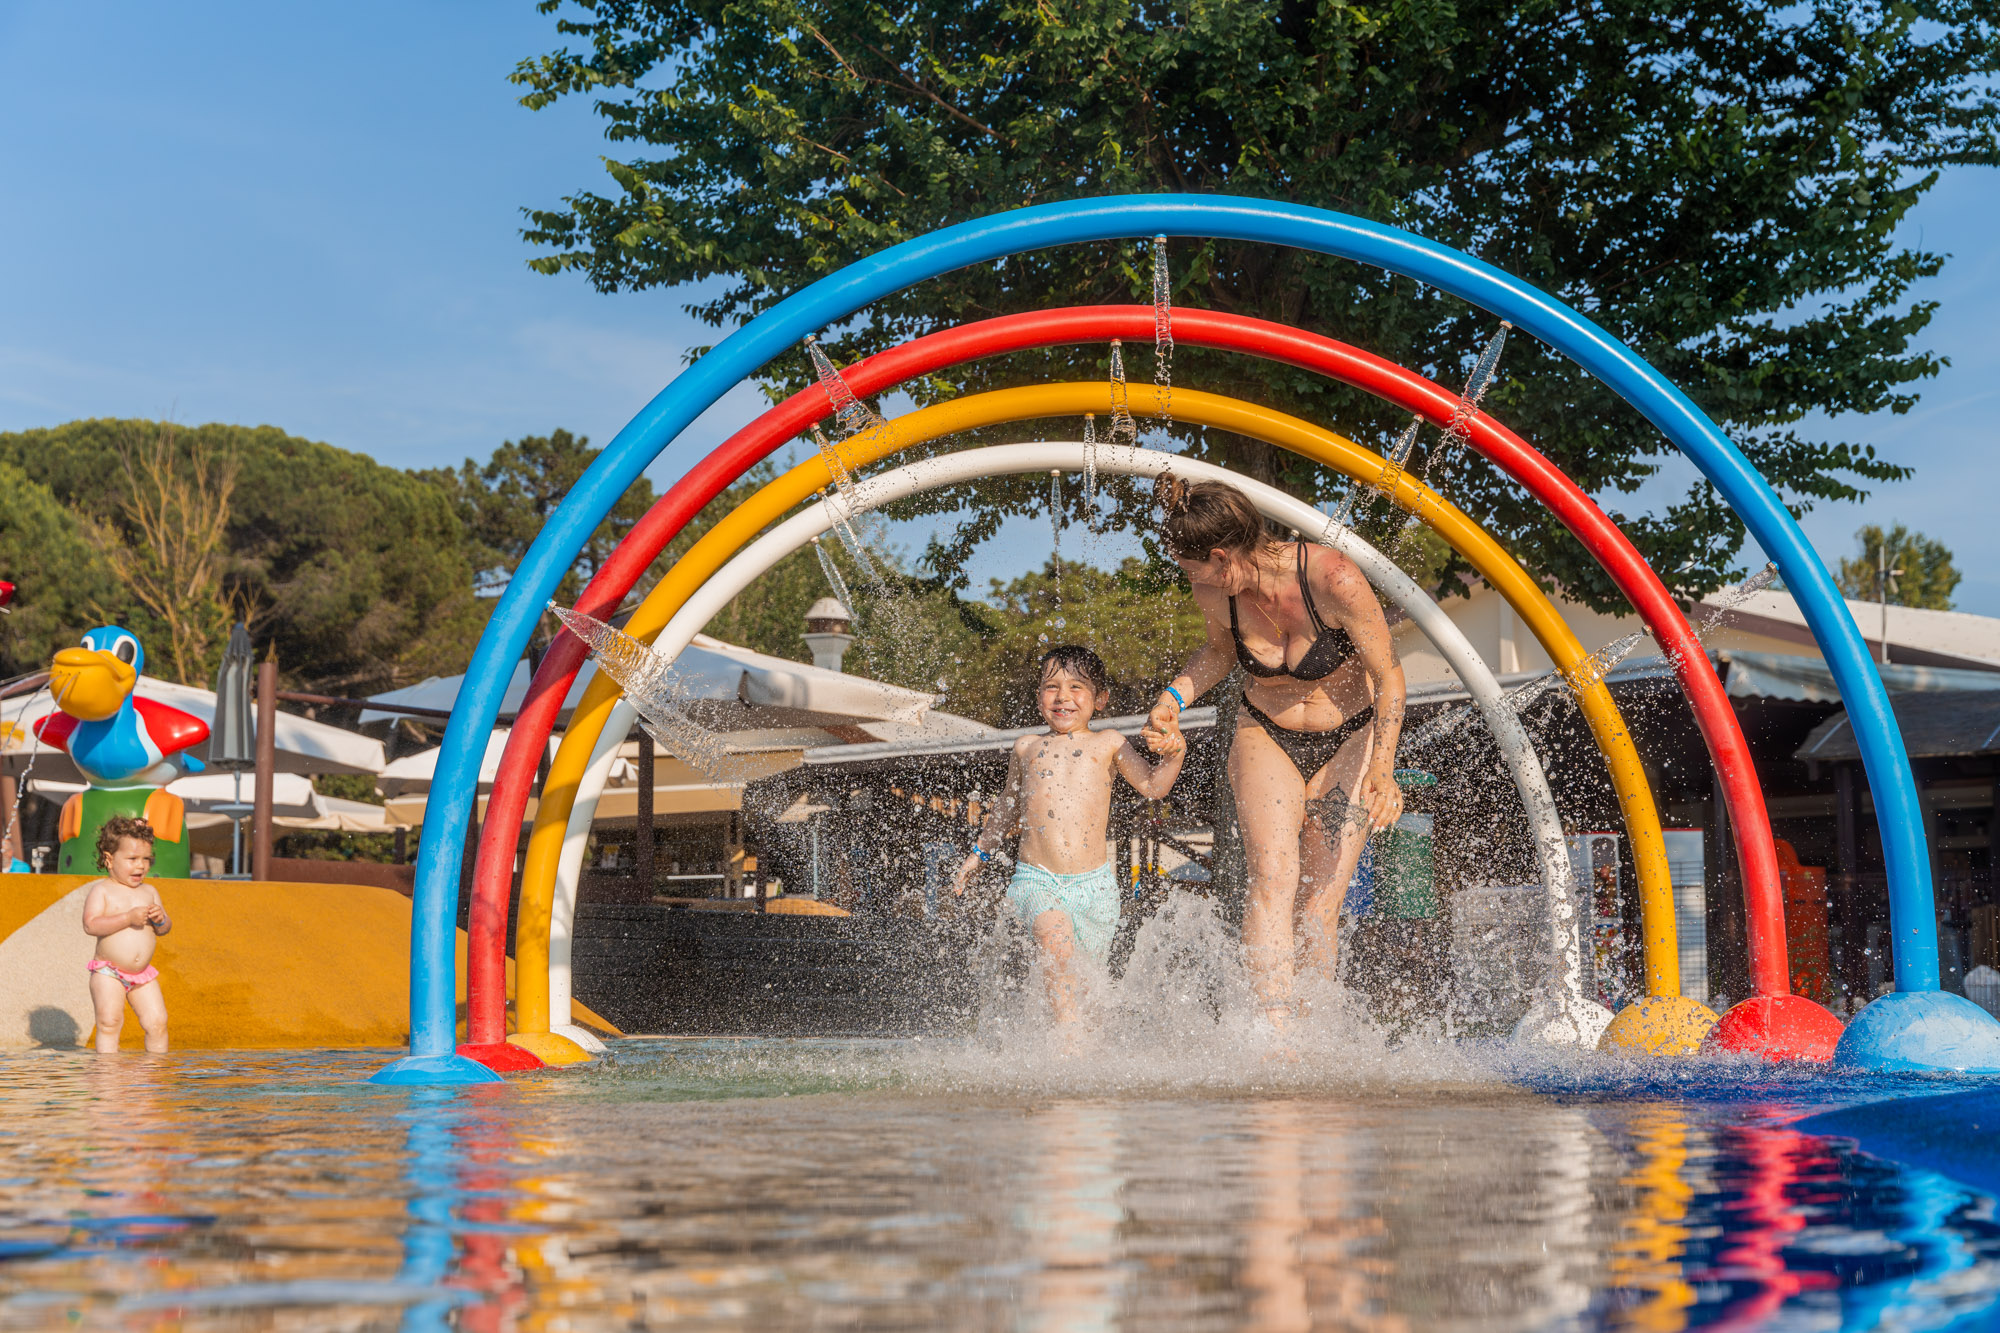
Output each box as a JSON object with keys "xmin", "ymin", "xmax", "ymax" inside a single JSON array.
[
  {"xmin": 1039, "ymin": 645, "xmax": 1110, "ymax": 695},
  {"xmin": 1155, "ymin": 473, "xmax": 1278, "ymax": 561}
]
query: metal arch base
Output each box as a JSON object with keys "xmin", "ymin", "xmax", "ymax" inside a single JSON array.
[
  {"xmin": 1834, "ymin": 990, "xmax": 2000, "ymax": 1075},
  {"xmin": 368, "ymin": 1053, "xmax": 504, "ymax": 1086}
]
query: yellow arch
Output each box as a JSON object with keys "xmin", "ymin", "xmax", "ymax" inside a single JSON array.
[{"xmin": 507, "ymin": 383, "xmax": 1676, "ymax": 1061}]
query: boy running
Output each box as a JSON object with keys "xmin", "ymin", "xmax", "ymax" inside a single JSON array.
[{"xmin": 953, "ymin": 647, "xmax": 1186, "ymax": 1026}]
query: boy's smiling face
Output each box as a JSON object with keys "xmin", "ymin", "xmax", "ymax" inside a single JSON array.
[{"xmin": 1038, "ymin": 663, "xmax": 1108, "ymax": 734}]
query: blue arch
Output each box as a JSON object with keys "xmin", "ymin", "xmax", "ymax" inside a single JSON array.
[{"xmin": 374, "ymin": 193, "xmax": 1955, "ymax": 1083}]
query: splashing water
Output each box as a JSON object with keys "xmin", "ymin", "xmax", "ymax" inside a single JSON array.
[
  {"xmin": 805, "ymin": 336, "xmax": 884, "ymax": 440},
  {"xmin": 1152, "ymin": 235, "xmax": 1173, "ymax": 437},
  {"xmin": 1108, "ymin": 340, "xmax": 1137, "ymax": 444},
  {"xmin": 548, "ymin": 602, "xmax": 731, "ymax": 778},
  {"xmin": 1402, "ymin": 631, "xmax": 1648, "ymax": 755}
]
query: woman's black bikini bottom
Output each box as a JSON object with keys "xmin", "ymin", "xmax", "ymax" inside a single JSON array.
[{"xmin": 1238, "ymin": 694, "xmax": 1375, "ymax": 783}]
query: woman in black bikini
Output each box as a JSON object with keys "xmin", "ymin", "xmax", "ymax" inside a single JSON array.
[{"xmin": 1142, "ymin": 476, "xmax": 1406, "ymax": 1027}]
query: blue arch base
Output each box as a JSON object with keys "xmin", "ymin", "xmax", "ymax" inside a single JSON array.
[
  {"xmin": 383, "ymin": 192, "xmax": 1994, "ymax": 1081},
  {"xmin": 370, "ymin": 1053, "xmax": 504, "ymax": 1086},
  {"xmin": 1833, "ymin": 991, "xmax": 2000, "ymax": 1075}
]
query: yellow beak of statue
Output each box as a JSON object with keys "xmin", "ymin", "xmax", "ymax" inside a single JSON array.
[{"xmin": 49, "ymin": 647, "xmax": 137, "ymax": 722}]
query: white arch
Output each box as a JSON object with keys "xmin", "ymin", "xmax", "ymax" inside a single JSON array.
[{"xmin": 543, "ymin": 444, "xmax": 1607, "ymax": 1049}]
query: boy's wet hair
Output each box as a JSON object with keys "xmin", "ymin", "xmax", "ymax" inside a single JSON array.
[
  {"xmin": 1039, "ymin": 645, "xmax": 1110, "ymax": 695},
  {"xmin": 95, "ymin": 816, "xmax": 154, "ymax": 870}
]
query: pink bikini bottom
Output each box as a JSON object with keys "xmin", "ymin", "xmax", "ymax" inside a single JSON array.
[{"xmin": 87, "ymin": 959, "xmax": 159, "ymax": 991}]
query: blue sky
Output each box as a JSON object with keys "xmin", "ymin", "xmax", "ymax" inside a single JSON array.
[{"xmin": 4, "ymin": 3, "xmax": 1996, "ymax": 612}]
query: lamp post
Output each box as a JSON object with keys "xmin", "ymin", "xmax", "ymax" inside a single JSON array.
[{"xmin": 1876, "ymin": 541, "xmax": 1903, "ymax": 667}]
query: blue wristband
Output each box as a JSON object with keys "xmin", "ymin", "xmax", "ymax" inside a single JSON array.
[
  {"xmin": 1164, "ymin": 685, "xmax": 1186, "ymax": 711},
  {"xmin": 976, "ymin": 848, "xmax": 991, "ymax": 862}
]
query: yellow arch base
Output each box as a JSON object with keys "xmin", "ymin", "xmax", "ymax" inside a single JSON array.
[
  {"xmin": 1598, "ymin": 995, "xmax": 1720, "ymax": 1057},
  {"xmin": 511, "ymin": 382, "xmax": 1687, "ymax": 1049},
  {"xmin": 508, "ymin": 1030, "xmax": 594, "ymax": 1065}
]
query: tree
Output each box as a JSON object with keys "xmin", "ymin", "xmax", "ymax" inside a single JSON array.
[
  {"xmin": 512, "ymin": 0, "xmax": 1998, "ymax": 610},
  {"xmin": 0, "ymin": 463, "xmax": 126, "ymax": 679},
  {"xmin": 418, "ymin": 429, "xmax": 658, "ymax": 607},
  {"xmin": 87, "ymin": 422, "xmax": 240, "ymax": 685},
  {"xmin": 0, "ymin": 420, "xmax": 487, "ymax": 693},
  {"xmin": 1837, "ymin": 523, "xmax": 1960, "ymax": 611}
]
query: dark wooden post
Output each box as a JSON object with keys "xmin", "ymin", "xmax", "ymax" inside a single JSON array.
[
  {"xmin": 635, "ymin": 727, "xmax": 655, "ymax": 890},
  {"xmin": 251, "ymin": 656, "xmax": 278, "ymax": 879}
]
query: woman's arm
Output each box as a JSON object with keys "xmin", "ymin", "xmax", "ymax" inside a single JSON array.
[
  {"xmin": 1314, "ymin": 548, "xmax": 1407, "ymax": 829},
  {"xmin": 1145, "ymin": 584, "xmax": 1238, "ymax": 751}
]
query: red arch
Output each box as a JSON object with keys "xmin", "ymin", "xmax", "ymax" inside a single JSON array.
[{"xmin": 464, "ymin": 307, "xmax": 1791, "ymax": 1049}]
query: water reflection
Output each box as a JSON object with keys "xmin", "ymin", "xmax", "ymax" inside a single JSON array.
[{"xmin": 4, "ymin": 1046, "xmax": 2000, "ymax": 1329}]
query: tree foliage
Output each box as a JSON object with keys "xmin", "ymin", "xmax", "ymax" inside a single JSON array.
[
  {"xmin": 418, "ymin": 428, "xmax": 658, "ymax": 607},
  {"xmin": 1837, "ymin": 522, "xmax": 1960, "ymax": 610},
  {"xmin": 0, "ymin": 462, "xmax": 125, "ymax": 680},
  {"xmin": 513, "ymin": 0, "xmax": 1999, "ymax": 610},
  {"xmin": 0, "ymin": 420, "xmax": 487, "ymax": 691}
]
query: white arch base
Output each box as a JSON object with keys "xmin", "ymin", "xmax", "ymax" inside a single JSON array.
[{"xmin": 539, "ymin": 444, "xmax": 1611, "ymax": 1048}]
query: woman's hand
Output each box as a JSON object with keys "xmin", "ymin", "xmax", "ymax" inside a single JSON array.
[
  {"xmin": 1142, "ymin": 693, "xmax": 1183, "ymax": 755},
  {"xmin": 1361, "ymin": 764, "xmax": 1404, "ymax": 832}
]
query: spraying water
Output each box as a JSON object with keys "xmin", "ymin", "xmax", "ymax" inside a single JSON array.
[
  {"xmin": 811, "ymin": 535, "xmax": 857, "ymax": 620},
  {"xmin": 1048, "ymin": 469, "xmax": 1065, "ymax": 639},
  {"xmin": 1402, "ymin": 631, "xmax": 1648, "ymax": 755},
  {"xmin": 805, "ymin": 335, "xmax": 884, "ymax": 440},
  {"xmin": 1392, "ymin": 322, "xmax": 1514, "ymax": 549},
  {"xmin": 1108, "ymin": 340, "xmax": 1137, "ymax": 444},
  {"xmin": 548, "ymin": 602, "xmax": 732, "ymax": 778},
  {"xmin": 1695, "ymin": 562, "xmax": 1779, "ymax": 637}
]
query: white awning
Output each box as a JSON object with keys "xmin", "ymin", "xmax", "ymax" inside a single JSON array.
[
  {"xmin": 1, "ymin": 678, "xmax": 385, "ymax": 778},
  {"xmin": 377, "ymin": 728, "xmax": 560, "ymax": 797},
  {"xmin": 361, "ymin": 633, "xmax": 937, "ymax": 730}
]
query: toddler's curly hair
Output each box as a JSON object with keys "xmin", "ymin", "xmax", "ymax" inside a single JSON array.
[{"xmin": 95, "ymin": 816, "xmax": 155, "ymax": 870}]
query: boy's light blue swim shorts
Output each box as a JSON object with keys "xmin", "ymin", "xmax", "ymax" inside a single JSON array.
[{"xmin": 1005, "ymin": 861, "xmax": 1122, "ymax": 965}]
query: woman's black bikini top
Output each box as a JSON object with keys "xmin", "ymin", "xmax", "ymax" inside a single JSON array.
[{"xmin": 1228, "ymin": 542, "xmax": 1355, "ymax": 682}]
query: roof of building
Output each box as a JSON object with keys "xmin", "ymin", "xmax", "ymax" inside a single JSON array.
[
  {"xmin": 1796, "ymin": 691, "xmax": 2000, "ymax": 763},
  {"xmin": 1707, "ymin": 590, "xmax": 2000, "ymax": 671}
]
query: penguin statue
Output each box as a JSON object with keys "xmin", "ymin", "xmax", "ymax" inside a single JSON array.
[{"xmin": 32, "ymin": 627, "xmax": 209, "ymax": 877}]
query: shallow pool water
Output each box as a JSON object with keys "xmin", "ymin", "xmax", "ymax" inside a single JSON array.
[{"xmin": 2, "ymin": 1039, "xmax": 1998, "ymax": 1331}]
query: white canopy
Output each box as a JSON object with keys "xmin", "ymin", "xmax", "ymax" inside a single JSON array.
[
  {"xmin": 376, "ymin": 728, "xmax": 561, "ymax": 798},
  {"xmin": 1, "ymin": 677, "xmax": 385, "ymax": 779},
  {"xmin": 29, "ymin": 773, "xmax": 408, "ymax": 832},
  {"xmin": 362, "ymin": 636, "xmax": 936, "ymax": 736}
]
